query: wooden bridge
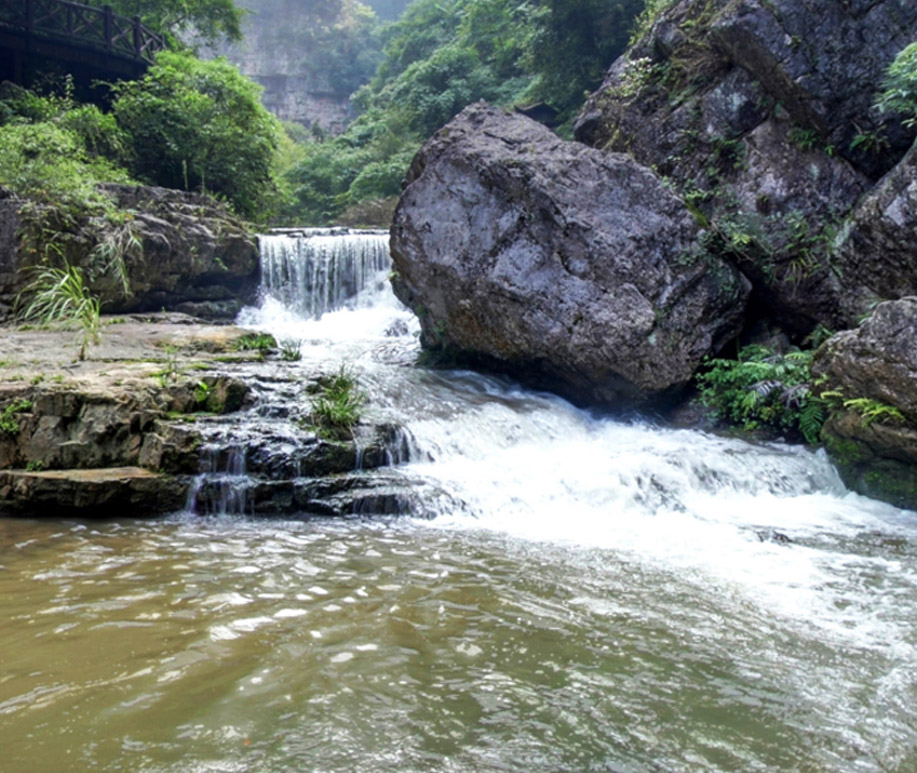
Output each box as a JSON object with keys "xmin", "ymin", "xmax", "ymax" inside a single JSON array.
[{"xmin": 0, "ymin": 0, "xmax": 166, "ymax": 86}]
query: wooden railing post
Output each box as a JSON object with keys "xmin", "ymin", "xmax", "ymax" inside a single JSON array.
[
  {"xmin": 103, "ymin": 4, "xmax": 113, "ymax": 51},
  {"xmin": 133, "ymin": 15, "xmax": 142, "ymax": 58}
]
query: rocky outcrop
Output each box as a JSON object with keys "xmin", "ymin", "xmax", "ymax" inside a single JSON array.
[
  {"xmin": 812, "ymin": 299, "xmax": 917, "ymax": 509},
  {"xmin": 834, "ymin": 138, "xmax": 917, "ymax": 317},
  {"xmin": 575, "ymin": 0, "xmax": 917, "ymax": 334},
  {"xmin": 0, "ymin": 317, "xmax": 422, "ymax": 517},
  {"xmin": 205, "ymin": 0, "xmax": 363, "ymax": 133},
  {"xmin": 0, "ymin": 184, "xmax": 259, "ymax": 322},
  {"xmin": 391, "ymin": 103, "xmax": 750, "ymax": 407}
]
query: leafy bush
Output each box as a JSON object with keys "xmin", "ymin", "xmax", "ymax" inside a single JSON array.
[
  {"xmin": 0, "ymin": 399, "xmax": 32, "ymax": 436},
  {"xmin": 112, "ymin": 51, "xmax": 282, "ymax": 219},
  {"xmin": 0, "ymin": 122, "xmax": 129, "ymax": 212},
  {"xmin": 697, "ymin": 345, "xmax": 825, "ymax": 443},
  {"xmin": 85, "ymin": 0, "xmax": 244, "ymax": 47},
  {"xmin": 877, "ymin": 41, "xmax": 917, "ymax": 125}
]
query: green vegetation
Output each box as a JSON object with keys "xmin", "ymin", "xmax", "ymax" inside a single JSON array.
[
  {"xmin": 877, "ymin": 41, "xmax": 917, "ymax": 126},
  {"xmin": 112, "ymin": 51, "xmax": 282, "ymax": 219},
  {"xmin": 0, "ymin": 399, "xmax": 33, "ymax": 437},
  {"xmin": 698, "ymin": 345, "xmax": 826, "ymax": 444},
  {"xmin": 194, "ymin": 380, "xmax": 221, "ymax": 412},
  {"xmin": 280, "ymin": 0, "xmax": 646, "ymax": 224},
  {"xmin": 1, "ymin": 0, "xmax": 655, "ymax": 227},
  {"xmin": 232, "ymin": 333, "xmax": 278, "ymax": 352},
  {"xmin": 280, "ymin": 339, "xmax": 303, "ymax": 361},
  {"xmin": 306, "ymin": 366, "xmax": 366, "ymax": 439},
  {"xmin": 85, "ymin": 0, "xmax": 244, "ymax": 47},
  {"xmin": 19, "ymin": 264, "xmax": 103, "ymax": 361}
]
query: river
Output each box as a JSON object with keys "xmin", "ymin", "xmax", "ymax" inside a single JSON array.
[{"xmin": 1, "ymin": 230, "xmax": 916, "ymax": 772}]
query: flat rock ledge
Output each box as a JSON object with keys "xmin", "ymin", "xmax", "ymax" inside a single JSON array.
[{"xmin": 0, "ymin": 468, "xmax": 185, "ymax": 516}]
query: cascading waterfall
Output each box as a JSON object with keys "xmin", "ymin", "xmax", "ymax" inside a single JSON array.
[{"xmin": 258, "ymin": 229, "xmax": 391, "ymax": 318}]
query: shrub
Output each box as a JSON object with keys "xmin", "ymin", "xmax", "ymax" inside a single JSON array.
[
  {"xmin": 0, "ymin": 399, "xmax": 32, "ymax": 436},
  {"xmin": 306, "ymin": 366, "xmax": 366, "ymax": 440},
  {"xmin": 0, "ymin": 122, "xmax": 129, "ymax": 212},
  {"xmin": 112, "ymin": 51, "xmax": 282, "ymax": 219}
]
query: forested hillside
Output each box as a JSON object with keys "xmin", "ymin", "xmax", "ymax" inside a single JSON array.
[{"xmin": 279, "ymin": 0, "xmax": 646, "ymax": 224}]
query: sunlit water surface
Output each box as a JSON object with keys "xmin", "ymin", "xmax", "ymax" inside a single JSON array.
[{"xmin": 2, "ymin": 232, "xmax": 916, "ymax": 772}]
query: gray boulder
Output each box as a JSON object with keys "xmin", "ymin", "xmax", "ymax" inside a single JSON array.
[
  {"xmin": 812, "ymin": 298, "xmax": 917, "ymax": 509},
  {"xmin": 391, "ymin": 103, "xmax": 749, "ymax": 407}
]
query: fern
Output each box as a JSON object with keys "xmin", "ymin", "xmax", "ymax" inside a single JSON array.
[
  {"xmin": 798, "ymin": 399, "xmax": 826, "ymax": 444},
  {"xmin": 697, "ymin": 345, "xmax": 825, "ymax": 442},
  {"xmin": 842, "ymin": 398, "xmax": 905, "ymax": 427}
]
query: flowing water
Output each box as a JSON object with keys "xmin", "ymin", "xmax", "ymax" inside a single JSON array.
[{"xmin": 2, "ymin": 230, "xmax": 917, "ymax": 772}]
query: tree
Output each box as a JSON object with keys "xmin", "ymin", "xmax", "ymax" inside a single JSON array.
[
  {"xmin": 85, "ymin": 0, "xmax": 245, "ymax": 47},
  {"xmin": 112, "ymin": 51, "xmax": 281, "ymax": 219}
]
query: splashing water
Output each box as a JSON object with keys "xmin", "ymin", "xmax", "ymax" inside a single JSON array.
[{"xmin": 2, "ymin": 230, "xmax": 916, "ymax": 772}]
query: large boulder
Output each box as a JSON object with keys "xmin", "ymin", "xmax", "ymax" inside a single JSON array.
[
  {"xmin": 0, "ymin": 184, "xmax": 259, "ymax": 321},
  {"xmin": 575, "ymin": 0, "xmax": 917, "ymax": 334},
  {"xmin": 812, "ymin": 298, "xmax": 917, "ymax": 509},
  {"xmin": 390, "ymin": 103, "xmax": 750, "ymax": 407}
]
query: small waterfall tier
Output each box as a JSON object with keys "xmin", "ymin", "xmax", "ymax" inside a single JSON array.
[{"xmin": 259, "ymin": 228, "xmax": 391, "ymax": 318}]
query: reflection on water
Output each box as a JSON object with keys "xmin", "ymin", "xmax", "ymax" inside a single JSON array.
[{"xmin": 1, "ymin": 513, "xmax": 916, "ymax": 773}]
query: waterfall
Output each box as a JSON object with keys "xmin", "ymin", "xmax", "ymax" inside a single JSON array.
[{"xmin": 258, "ymin": 229, "xmax": 391, "ymax": 319}]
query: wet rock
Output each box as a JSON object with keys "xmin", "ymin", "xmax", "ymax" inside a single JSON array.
[
  {"xmin": 391, "ymin": 103, "xmax": 749, "ymax": 407},
  {"xmin": 0, "ymin": 467, "xmax": 187, "ymax": 517},
  {"xmin": 812, "ymin": 298, "xmax": 917, "ymax": 509},
  {"xmin": 574, "ymin": 0, "xmax": 917, "ymax": 334},
  {"xmin": 835, "ymin": 138, "xmax": 917, "ymax": 320}
]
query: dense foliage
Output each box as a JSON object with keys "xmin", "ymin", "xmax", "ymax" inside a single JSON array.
[
  {"xmin": 0, "ymin": 51, "xmax": 281, "ymax": 221},
  {"xmin": 280, "ymin": 0, "xmax": 647, "ymax": 224},
  {"xmin": 697, "ymin": 345, "xmax": 825, "ymax": 444},
  {"xmin": 85, "ymin": 0, "xmax": 244, "ymax": 46},
  {"xmin": 877, "ymin": 41, "xmax": 917, "ymax": 125},
  {"xmin": 112, "ymin": 51, "xmax": 282, "ymax": 219},
  {"xmin": 1, "ymin": 1, "xmax": 650, "ymax": 226}
]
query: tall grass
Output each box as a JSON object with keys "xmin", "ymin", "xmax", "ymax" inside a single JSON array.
[{"xmin": 19, "ymin": 264, "xmax": 102, "ymax": 360}]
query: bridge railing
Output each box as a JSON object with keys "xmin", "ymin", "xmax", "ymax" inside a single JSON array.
[{"xmin": 0, "ymin": 0, "xmax": 166, "ymax": 63}]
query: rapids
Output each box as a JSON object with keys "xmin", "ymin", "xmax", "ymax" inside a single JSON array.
[{"xmin": 1, "ymin": 229, "xmax": 916, "ymax": 772}]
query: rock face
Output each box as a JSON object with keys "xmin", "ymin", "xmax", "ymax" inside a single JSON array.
[
  {"xmin": 0, "ymin": 184, "xmax": 259, "ymax": 322},
  {"xmin": 812, "ymin": 299, "xmax": 917, "ymax": 509},
  {"xmin": 391, "ymin": 103, "xmax": 750, "ymax": 407},
  {"xmin": 834, "ymin": 138, "xmax": 917, "ymax": 316},
  {"xmin": 575, "ymin": 0, "xmax": 917, "ymax": 333},
  {"xmin": 205, "ymin": 0, "xmax": 358, "ymax": 133}
]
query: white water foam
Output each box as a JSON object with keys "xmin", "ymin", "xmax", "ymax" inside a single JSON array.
[{"xmin": 239, "ymin": 230, "xmax": 917, "ymax": 657}]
